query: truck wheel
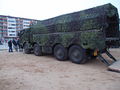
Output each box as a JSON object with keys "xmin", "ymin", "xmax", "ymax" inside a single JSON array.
[
  {"xmin": 33, "ymin": 44, "xmax": 42, "ymax": 56},
  {"xmin": 24, "ymin": 43, "xmax": 31, "ymax": 54},
  {"xmin": 68, "ymin": 45, "xmax": 87, "ymax": 64},
  {"xmin": 54, "ymin": 44, "xmax": 68, "ymax": 61}
]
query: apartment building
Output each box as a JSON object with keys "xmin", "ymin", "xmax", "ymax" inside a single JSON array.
[{"xmin": 0, "ymin": 15, "xmax": 38, "ymax": 42}]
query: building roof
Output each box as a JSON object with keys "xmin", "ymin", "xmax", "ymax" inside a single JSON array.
[{"xmin": 0, "ymin": 15, "xmax": 39, "ymax": 21}]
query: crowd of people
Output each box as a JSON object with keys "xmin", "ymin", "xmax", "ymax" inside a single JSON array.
[{"xmin": 8, "ymin": 38, "xmax": 21, "ymax": 52}]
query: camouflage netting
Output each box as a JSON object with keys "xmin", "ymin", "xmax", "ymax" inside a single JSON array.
[{"xmin": 31, "ymin": 3, "xmax": 119, "ymax": 37}]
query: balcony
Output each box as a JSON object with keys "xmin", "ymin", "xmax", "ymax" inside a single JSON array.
[
  {"xmin": 0, "ymin": 28, "xmax": 7, "ymax": 30},
  {"xmin": 0, "ymin": 21, "xmax": 7, "ymax": 24},
  {"xmin": 0, "ymin": 24, "xmax": 3, "ymax": 26},
  {"xmin": 0, "ymin": 18, "xmax": 7, "ymax": 20}
]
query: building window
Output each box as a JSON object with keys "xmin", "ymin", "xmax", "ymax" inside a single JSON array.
[
  {"xmin": 9, "ymin": 24, "xmax": 16, "ymax": 26},
  {"xmin": 0, "ymin": 27, "xmax": 2, "ymax": 29},
  {"xmin": 24, "ymin": 24, "xmax": 29, "ymax": 27},
  {"xmin": 3, "ymin": 30, "xmax": 7, "ymax": 32},
  {"xmin": 9, "ymin": 34, "xmax": 15, "ymax": 36},
  {"xmin": 8, "ymin": 27, "xmax": 16, "ymax": 29},
  {"xmin": 8, "ymin": 20, "xmax": 16, "ymax": 23},
  {"xmin": 24, "ymin": 22, "xmax": 30, "ymax": 24},
  {"xmin": 8, "ymin": 31, "xmax": 15, "ymax": 33}
]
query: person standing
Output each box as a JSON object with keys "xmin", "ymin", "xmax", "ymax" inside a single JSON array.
[{"xmin": 8, "ymin": 40, "xmax": 13, "ymax": 52}]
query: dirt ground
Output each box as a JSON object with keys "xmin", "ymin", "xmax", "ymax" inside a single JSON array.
[{"xmin": 0, "ymin": 49, "xmax": 120, "ymax": 90}]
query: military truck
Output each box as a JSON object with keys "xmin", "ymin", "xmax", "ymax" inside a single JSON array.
[{"xmin": 19, "ymin": 3, "xmax": 120, "ymax": 67}]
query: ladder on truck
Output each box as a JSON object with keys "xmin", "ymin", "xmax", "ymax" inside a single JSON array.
[{"xmin": 98, "ymin": 49, "xmax": 120, "ymax": 73}]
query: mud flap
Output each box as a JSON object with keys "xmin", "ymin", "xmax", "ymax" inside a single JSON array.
[{"xmin": 108, "ymin": 60, "xmax": 120, "ymax": 73}]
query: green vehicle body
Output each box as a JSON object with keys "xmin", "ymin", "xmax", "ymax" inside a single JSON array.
[{"xmin": 19, "ymin": 3, "xmax": 119, "ymax": 61}]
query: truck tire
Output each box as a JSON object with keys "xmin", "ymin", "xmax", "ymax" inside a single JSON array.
[
  {"xmin": 54, "ymin": 44, "xmax": 68, "ymax": 61},
  {"xmin": 68, "ymin": 45, "xmax": 87, "ymax": 64},
  {"xmin": 33, "ymin": 44, "xmax": 42, "ymax": 56},
  {"xmin": 24, "ymin": 43, "xmax": 31, "ymax": 54}
]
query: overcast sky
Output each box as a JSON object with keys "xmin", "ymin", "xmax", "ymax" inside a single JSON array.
[{"xmin": 0, "ymin": 0, "xmax": 120, "ymax": 20}]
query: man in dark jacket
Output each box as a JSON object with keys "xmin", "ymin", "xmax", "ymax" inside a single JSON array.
[{"xmin": 8, "ymin": 40, "xmax": 13, "ymax": 52}]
